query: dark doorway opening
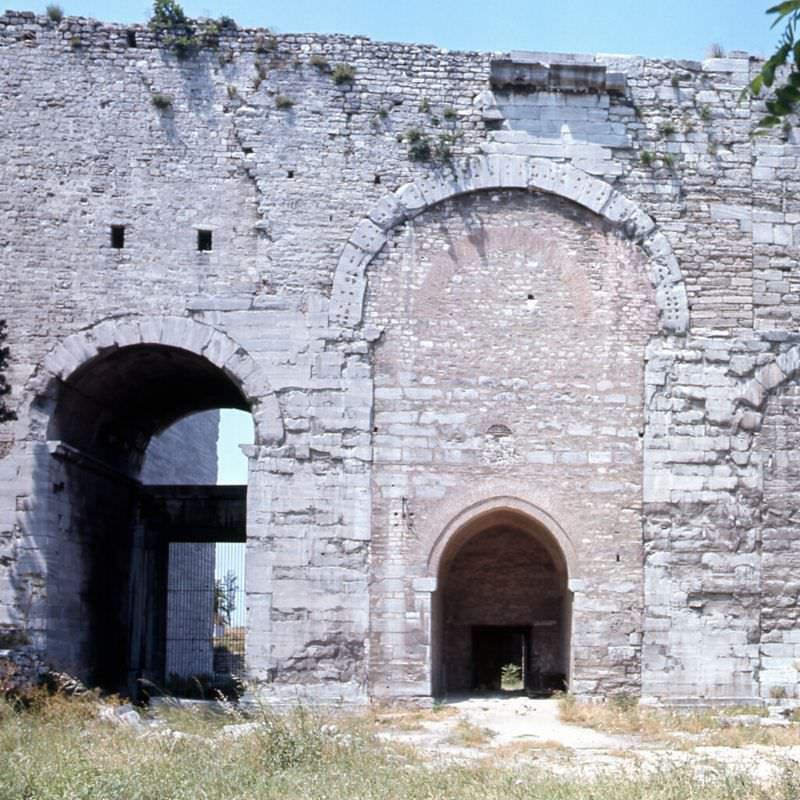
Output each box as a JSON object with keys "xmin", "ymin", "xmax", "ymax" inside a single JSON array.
[
  {"xmin": 45, "ymin": 344, "xmax": 252, "ymax": 698},
  {"xmin": 433, "ymin": 510, "xmax": 571, "ymax": 697},
  {"xmin": 472, "ymin": 625, "xmax": 530, "ymax": 692}
]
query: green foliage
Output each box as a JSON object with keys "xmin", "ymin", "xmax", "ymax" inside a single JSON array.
[
  {"xmin": 640, "ymin": 149, "xmax": 677, "ymax": 170},
  {"xmin": 671, "ymin": 73, "xmax": 680, "ymax": 88},
  {"xmin": 404, "ymin": 127, "xmax": 432, "ymax": 161},
  {"xmin": 151, "ymin": 92, "xmax": 173, "ymax": 109},
  {"xmin": 697, "ymin": 103, "xmax": 712, "ymax": 121},
  {"xmin": 148, "ymin": 1, "xmax": 231, "ymax": 58},
  {"xmin": 199, "ymin": 20, "xmax": 220, "ymax": 48},
  {"xmin": 275, "ymin": 94, "xmax": 294, "ymax": 109},
  {"xmin": 332, "ymin": 63, "xmax": 356, "ymax": 84},
  {"xmin": 707, "ymin": 42, "xmax": 725, "ymax": 58},
  {"xmin": 149, "ymin": 0, "xmax": 190, "ymax": 33},
  {"xmin": 309, "ymin": 53, "xmax": 329, "ymax": 70},
  {"xmin": 658, "ymin": 120, "xmax": 676, "ymax": 136},
  {"xmin": 0, "ymin": 321, "xmax": 16, "ymax": 422},
  {"xmin": 401, "ymin": 127, "xmax": 461, "ymax": 164},
  {"xmin": 46, "ymin": 4, "xmax": 63, "ymax": 22},
  {"xmin": 227, "ymin": 84, "xmax": 237, "ymax": 98},
  {"xmin": 214, "ymin": 570, "xmax": 238, "ymax": 625},
  {"xmin": 500, "ymin": 663, "xmax": 522, "ymax": 689},
  {"xmin": 5, "ymin": 694, "xmax": 800, "ymax": 800},
  {"xmin": 68, "ymin": 35, "xmax": 81, "ymax": 48},
  {"xmin": 442, "ymin": 106, "xmax": 457, "ymax": 120},
  {"xmin": 744, "ymin": 2, "xmax": 800, "ymax": 129},
  {"xmin": 418, "ymin": 96, "xmax": 430, "ymax": 113}
]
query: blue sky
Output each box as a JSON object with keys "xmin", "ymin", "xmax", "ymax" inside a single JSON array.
[
  {"xmin": 217, "ymin": 410, "xmax": 252, "ymax": 485},
  {"xmin": 30, "ymin": 1, "xmax": 780, "ymax": 60}
]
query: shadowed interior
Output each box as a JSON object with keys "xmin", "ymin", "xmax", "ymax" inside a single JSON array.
[
  {"xmin": 434, "ymin": 511, "xmax": 570, "ymax": 695},
  {"xmin": 46, "ymin": 345, "xmax": 248, "ymax": 693}
]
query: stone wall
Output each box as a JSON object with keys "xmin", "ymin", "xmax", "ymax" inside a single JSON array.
[{"xmin": 0, "ymin": 10, "xmax": 799, "ymax": 704}]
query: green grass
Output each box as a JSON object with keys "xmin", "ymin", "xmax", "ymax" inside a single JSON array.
[{"xmin": 2, "ymin": 693, "xmax": 800, "ymax": 800}]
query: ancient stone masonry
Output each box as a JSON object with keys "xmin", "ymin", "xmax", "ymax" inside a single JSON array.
[{"xmin": 1, "ymin": 10, "xmax": 800, "ymax": 705}]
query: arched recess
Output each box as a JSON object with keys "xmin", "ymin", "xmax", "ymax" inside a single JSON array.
[
  {"xmin": 429, "ymin": 497, "xmax": 576, "ymax": 697},
  {"xmin": 32, "ymin": 316, "xmax": 283, "ymax": 447},
  {"xmin": 28, "ymin": 316, "xmax": 283, "ymax": 695},
  {"xmin": 328, "ymin": 155, "xmax": 689, "ymax": 335}
]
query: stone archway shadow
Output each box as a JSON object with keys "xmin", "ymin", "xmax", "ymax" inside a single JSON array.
[
  {"xmin": 27, "ymin": 315, "xmax": 284, "ymax": 446},
  {"xmin": 426, "ymin": 495, "xmax": 579, "ymax": 696},
  {"xmin": 328, "ymin": 154, "xmax": 689, "ymax": 336},
  {"xmin": 426, "ymin": 495, "xmax": 581, "ymax": 583}
]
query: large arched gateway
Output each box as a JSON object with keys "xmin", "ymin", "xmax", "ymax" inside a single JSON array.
[
  {"xmin": 24, "ymin": 317, "xmax": 284, "ymax": 697},
  {"xmin": 431, "ymin": 505, "xmax": 572, "ymax": 696},
  {"xmin": 45, "ymin": 343, "xmax": 252, "ymax": 695}
]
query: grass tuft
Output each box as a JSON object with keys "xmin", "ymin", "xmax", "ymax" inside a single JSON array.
[{"xmin": 332, "ymin": 63, "xmax": 356, "ymax": 84}]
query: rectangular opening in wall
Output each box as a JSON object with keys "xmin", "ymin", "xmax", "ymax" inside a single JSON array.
[
  {"xmin": 164, "ymin": 540, "xmax": 246, "ymax": 698},
  {"xmin": 110, "ymin": 225, "xmax": 125, "ymax": 249},
  {"xmin": 197, "ymin": 229, "xmax": 212, "ymax": 252},
  {"xmin": 126, "ymin": 30, "xmax": 137, "ymax": 47}
]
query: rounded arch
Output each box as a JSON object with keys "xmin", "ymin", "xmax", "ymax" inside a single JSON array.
[
  {"xmin": 427, "ymin": 495, "xmax": 580, "ymax": 583},
  {"xmin": 31, "ymin": 315, "xmax": 283, "ymax": 446},
  {"xmin": 328, "ymin": 155, "xmax": 689, "ymax": 335}
]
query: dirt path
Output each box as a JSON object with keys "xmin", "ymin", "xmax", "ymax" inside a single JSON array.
[
  {"xmin": 372, "ymin": 694, "xmax": 800, "ymax": 781},
  {"xmin": 450, "ymin": 695, "xmax": 632, "ymax": 749}
]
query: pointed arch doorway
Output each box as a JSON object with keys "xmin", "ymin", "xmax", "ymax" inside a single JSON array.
[{"xmin": 430, "ymin": 500, "xmax": 575, "ymax": 696}]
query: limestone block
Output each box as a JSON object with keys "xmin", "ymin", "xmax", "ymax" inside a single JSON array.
[
  {"xmin": 757, "ymin": 360, "xmax": 786, "ymax": 392},
  {"xmin": 395, "ymin": 183, "xmax": 427, "ymax": 217},
  {"xmin": 776, "ymin": 347, "xmax": 800, "ymax": 378},
  {"xmin": 368, "ymin": 194, "xmax": 406, "ymax": 231},
  {"xmin": 497, "ymin": 155, "xmax": 529, "ymax": 188},
  {"xmin": 572, "ymin": 173, "xmax": 613, "ymax": 214},
  {"xmin": 528, "ymin": 158, "xmax": 561, "ymax": 193},
  {"xmin": 349, "ymin": 219, "xmax": 386, "ymax": 255}
]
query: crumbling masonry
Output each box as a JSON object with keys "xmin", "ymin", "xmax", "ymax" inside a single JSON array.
[{"xmin": 2, "ymin": 11, "xmax": 800, "ymax": 705}]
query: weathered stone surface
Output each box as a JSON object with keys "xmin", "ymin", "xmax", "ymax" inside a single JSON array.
[{"xmin": 0, "ymin": 13, "xmax": 799, "ymax": 707}]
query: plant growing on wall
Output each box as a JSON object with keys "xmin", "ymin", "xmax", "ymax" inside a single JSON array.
[
  {"xmin": 148, "ymin": 0, "xmax": 229, "ymax": 58},
  {"xmin": 0, "ymin": 320, "xmax": 16, "ymax": 423},
  {"xmin": 332, "ymin": 63, "xmax": 356, "ymax": 84},
  {"xmin": 744, "ymin": 2, "xmax": 800, "ymax": 128},
  {"xmin": 400, "ymin": 127, "xmax": 462, "ymax": 165}
]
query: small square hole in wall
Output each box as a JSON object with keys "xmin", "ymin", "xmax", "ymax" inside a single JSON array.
[
  {"xmin": 197, "ymin": 229, "xmax": 212, "ymax": 251},
  {"xmin": 110, "ymin": 225, "xmax": 125, "ymax": 249},
  {"xmin": 126, "ymin": 30, "xmax": 137, "ymax": 48}
]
